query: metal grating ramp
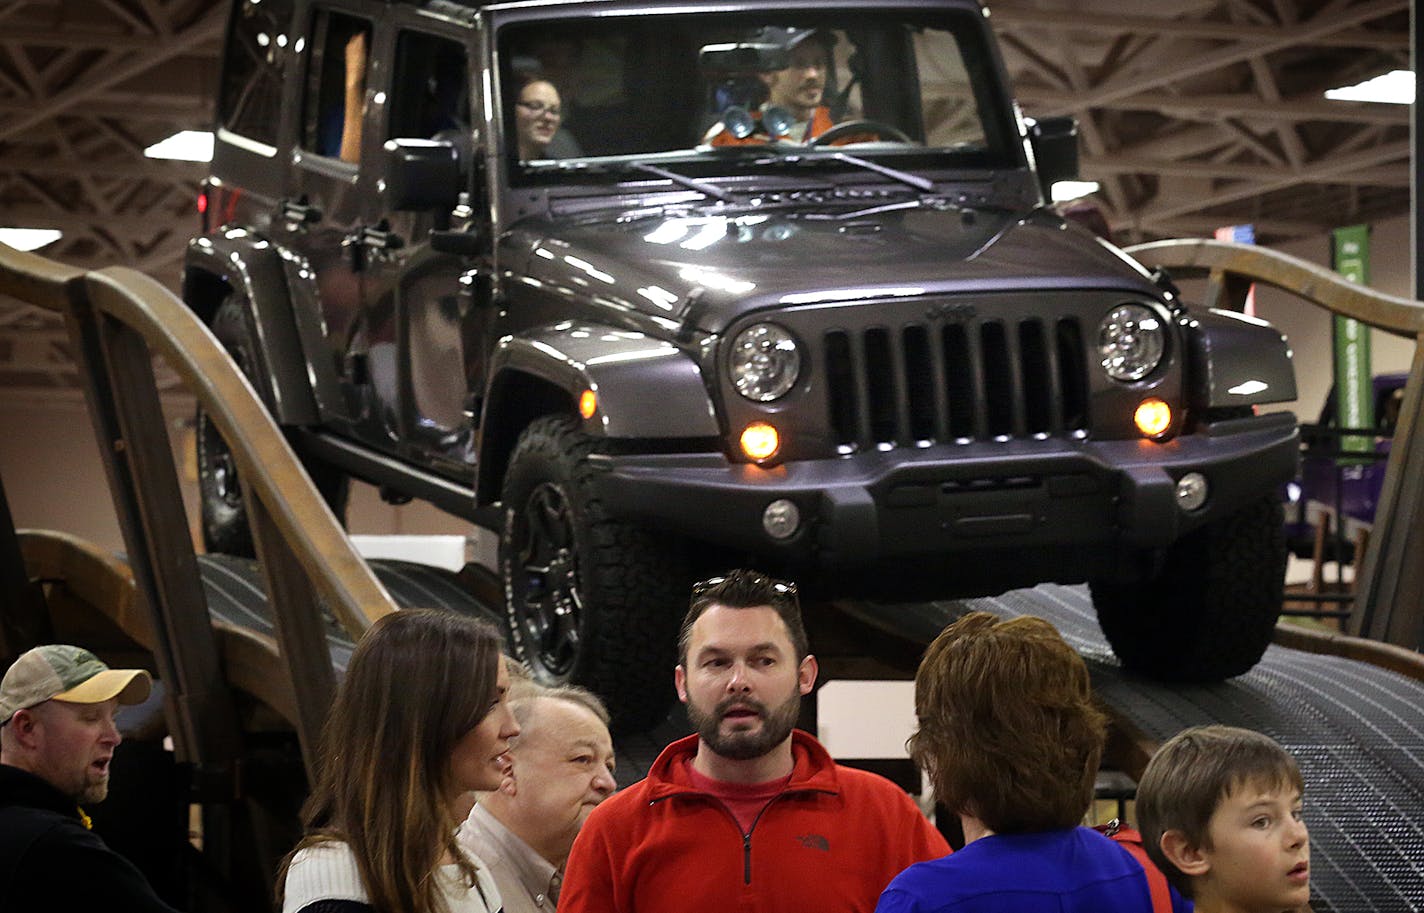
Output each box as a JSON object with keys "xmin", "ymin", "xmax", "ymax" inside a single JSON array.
[
  {"xmin": 192, "ymin": 557, "xmax": 1424, "ymax": 910},
  {"xmin": 875, "ymin": 583, "xmax": 1424, "ymax": 913},
  {"xmin": 195, "ymin": 554, "xmax": 500, "ymax": 675},
  {"xmin": 195, "ymin": 553, "xmax": 677, "ymax": 788}
]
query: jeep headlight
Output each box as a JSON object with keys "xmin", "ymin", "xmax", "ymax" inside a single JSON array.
[
  {"xmin": 730, "ymin": 323, "xmax": 801, "ymax": 402},
  {"xmin": 1098, "ymin": 304, "xmax": 1164, "ymax": 382}
]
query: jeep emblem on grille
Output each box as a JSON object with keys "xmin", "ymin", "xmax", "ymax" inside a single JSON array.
[{"xmin": 926, "ymin": 302, "xmax": 978, "ymax": 322}]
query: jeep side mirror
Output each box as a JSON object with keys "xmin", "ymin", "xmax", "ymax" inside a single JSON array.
[
  {"xmin": 1028, "ymin": 116, "xmax": 1080, "ymax": 199},
  {"xmin": 384, "ymin": 138, "xmax": 462, "ymax": 212}
]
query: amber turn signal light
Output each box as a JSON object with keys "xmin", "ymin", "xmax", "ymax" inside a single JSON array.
[
  {"xmin": 740, "ymin": 422, "xmax": 780, "ymax": 461},
  {"xmin": 1134, "ymin": 398, "xmax": 1172, "ymax": 438},
  {"xmin": 579, "ymin": 389, "xmax": 598, "ymax": 419}
]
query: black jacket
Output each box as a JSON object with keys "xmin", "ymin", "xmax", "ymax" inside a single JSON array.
[{"xmin": 0, "ymin": 762, "xmax": 180, "ymax": 913}]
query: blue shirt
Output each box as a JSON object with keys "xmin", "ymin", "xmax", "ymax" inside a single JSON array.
[{"xmin": 876, "ymin": 826, "xmax": 1191, "ymax": 913}]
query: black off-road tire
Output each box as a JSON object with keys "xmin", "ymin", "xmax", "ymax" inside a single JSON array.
[
  {"xmin": 1089, "ymin": 494, "xmax": 1286, "ymax": 681},
  {"xmin": 500, "ymin": 415, "xmax": 687, "ymax": 732},
  {"xmin": 197, "ymin": 298, "xmax": 349, "ymax": 557}
]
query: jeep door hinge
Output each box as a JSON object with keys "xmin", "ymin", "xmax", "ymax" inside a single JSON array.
[
  {"xmin": 344, "ymin": 221, "xmax": 405, "ymax": 271},
  {"xmin": 279, "ymin": 196, "xmax": 322, "ymax": 226},
  {"xmin": 360, "ymin": 220, "xmax": 404, "ymax": 252}
]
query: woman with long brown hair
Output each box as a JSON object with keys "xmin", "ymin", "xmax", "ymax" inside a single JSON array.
[{"xmin": 278, "ymin": 609, "xmax": 520, "ymax": 913}]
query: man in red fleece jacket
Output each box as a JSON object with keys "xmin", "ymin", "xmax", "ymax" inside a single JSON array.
[{"xmin": 561, "ymin": 569, "xmax": 949, "ymax": 912}]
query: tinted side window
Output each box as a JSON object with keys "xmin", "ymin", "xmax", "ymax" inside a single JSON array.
[
  {"xmin": 389, "ymin": 32, "xmax": 469, "ymax": 141},
  {"xmin": 219, "ymin": 0, "xmax": 296, "ymax": 146},
  {"xmin": 302, "ymin": 10, "xmax": 373, "ymax": 162}
]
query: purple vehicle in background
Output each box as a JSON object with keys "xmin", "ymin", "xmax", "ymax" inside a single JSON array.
[{"xmin": 1285, "ymin": 373, "xmax": 1406, "ymax": 561}]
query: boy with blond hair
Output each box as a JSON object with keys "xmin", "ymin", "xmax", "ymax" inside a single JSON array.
[{"xmin": 1137, "ymin": 725, "xmax": 1311, "ymax": 913}]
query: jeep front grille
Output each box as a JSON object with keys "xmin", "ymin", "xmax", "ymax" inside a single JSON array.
[{"xmin": 824, "ymin": 317, "xmax": 1089, "ymax": 450}]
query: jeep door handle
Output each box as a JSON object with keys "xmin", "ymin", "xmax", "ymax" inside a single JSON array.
[{"xmin": 279, "ymin": 198, "xmax": 322, "ymax": 225}]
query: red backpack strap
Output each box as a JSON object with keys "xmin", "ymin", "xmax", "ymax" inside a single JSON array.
[{"xmin": 1096, "ymin": 820, "xmax": 1174, "ymax": 913}]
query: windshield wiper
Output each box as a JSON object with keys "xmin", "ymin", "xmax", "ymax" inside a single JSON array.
[
  {"xmin": 533, "ymin": 158, "xmax": 734, "ymax": 203},
  {"xmin": 709, "ymin": 144, "xmax": 935, "ymax": 193},
  {"xmin": 819, "ymin": 151, "xmax": 936, "ymax": 192},
  {"xmin": 618, "ymin": 161, "xmax": 733, "ymax": 202}
]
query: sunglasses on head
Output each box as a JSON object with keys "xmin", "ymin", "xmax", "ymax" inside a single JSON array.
[{"xmin": 690, "ymin": 574, "xmax": 798, "ymax": 597}]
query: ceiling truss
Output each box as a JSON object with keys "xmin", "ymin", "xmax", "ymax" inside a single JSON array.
[{"xmin": 0, "ymin": 0, "xmax": 1414, "ymax": 395}]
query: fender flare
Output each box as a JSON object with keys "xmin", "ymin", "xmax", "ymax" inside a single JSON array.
[
  {"xmin": 183, "ymin": 235, "xmax": 318, "ymax": 425},
  {"xmin": 477, "ymin": 325, "xmax": 719, "ymax": 503},
  {"xmin": 1183, "ymin": 308, "xmax": 1297, "ymax": 410}
]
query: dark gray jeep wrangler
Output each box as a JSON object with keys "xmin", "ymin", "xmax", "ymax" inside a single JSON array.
[{"xmin": 190, "ymin": 0, "xmax": 1298, "ymax": 728}]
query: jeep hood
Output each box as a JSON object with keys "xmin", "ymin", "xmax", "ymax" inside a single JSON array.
[{"xmin": 512, "ymin": 205, "xmax": 1163, "ymax": 333}]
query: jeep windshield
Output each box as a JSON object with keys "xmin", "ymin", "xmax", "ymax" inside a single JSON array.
[{"xmin": 497, "ymin": 7, "xmax": 1022, "ymax": 186}]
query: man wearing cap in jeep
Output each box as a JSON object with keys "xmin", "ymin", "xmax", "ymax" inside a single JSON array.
[
  {"xmin": 0, "ymin": 644, "xmax": 180, "ymax": 912},
  {"xmin": 708, "ymin": 27, "xmax": 838, "ymax": 145}
]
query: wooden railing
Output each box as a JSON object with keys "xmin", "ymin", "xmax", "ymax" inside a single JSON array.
[
  {"xmin": 1128, "ymin": 238, "xmax": 1424, "ymax": 653},
  {"xmin": 0, "ymin": 243, "xmax": 396, "ymax": 778}
]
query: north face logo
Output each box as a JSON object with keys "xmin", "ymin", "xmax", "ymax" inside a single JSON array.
[{"xmin": 796, "ymin": 833, "xmax": 830, "ymax": 852}]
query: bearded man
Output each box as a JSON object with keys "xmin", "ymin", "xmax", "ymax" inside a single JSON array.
[
  {"xmin": 707, "ymin": 28, "xmax": 839, "ymax": 146},
  {"xmin": 559, "ymin": 570, "xmax": 948, "ymax": 913}
]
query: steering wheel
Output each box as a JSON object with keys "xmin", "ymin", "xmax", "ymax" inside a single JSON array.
[{"xmin": 807, "ymin": 119, "xmax": 915, "ymax": 147}]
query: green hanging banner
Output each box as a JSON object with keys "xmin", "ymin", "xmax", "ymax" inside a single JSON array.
[{"xmin": 1331, "ymin": 224, "xmax": 1373, "ymax": 463}]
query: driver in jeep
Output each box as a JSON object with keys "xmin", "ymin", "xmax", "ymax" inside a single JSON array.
[{"xmin": 706, "ymin": 27, "xmax": 839, "ymax": 145}]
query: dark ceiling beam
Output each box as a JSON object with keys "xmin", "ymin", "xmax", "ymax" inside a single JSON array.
[
  {"xmin": 0, "ymin": 156, "xmax": 205, "ymax": 182},
  {"xmin": 1016, "ymin": 89, "xmax": 1410, "ymax": 126},
  {"xmin": 0, "ymin": 326, "xmax": 69, "ymax": 346},
  {"xmin": 0, "ymin": 7, "xmax": 224, "ymax": 144},
  {"xmin": 0, "ymin": 98, "xmax": 212, "ymax": 121},
  {"xmin": 1134, "ymin": 138, "xmax": 1412, "ymax": 224},
  {"xmin": 1136, "ymin": 213, "xmax": 1332, "ymax": 239},
  {"xmin": 0, "ymin": 96, "xmax": 210, "ymax": 118},
  {"xmin": 1113, "ymin": 122, "xmax": 1244, "ymax": 161},
  {"xmin": 987, "ymin": 6, "xmax": 1407, "ymax": 50},
  {"xmin": 0, "ymin": 301, "xmax": 61, "ymax": 330},
  {"xmin": 0, "ymin": 340, "xmax": 75, "ymax": 376},
  {"xmin": 136, "ymin": 0, "xmax": 176, "ymax": 38},
  {"xmin": 1031, "ymin": 0, "xmax": 1409, "ymax": 117},
  {"xmin": 1084, "ymin": 155, "xmax": 1410, "ymax": 186},
  {"xmin": 0, "ymin": 206, "xmax": 197, "ymax": 239}
]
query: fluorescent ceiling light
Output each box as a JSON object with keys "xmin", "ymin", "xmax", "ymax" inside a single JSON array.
[
  {"xmin": 1324, "ymin": 70, "xmax": 1414, "ymax": 104},
  {"xmin": 1051, "ymin": 180, "xmax": 1100, "ymax": 203},
  {"xmin": 144, "ymin": 129, "xmax": 214, "ymax": 162},
  {"xmin": 0, "ymin": 228, "xmax": 62, "ymax": 251}
]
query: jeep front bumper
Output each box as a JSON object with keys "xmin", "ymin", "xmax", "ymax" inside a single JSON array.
[{"xmin": 590, "ymin": 411, "xmax": 1299, "ymax": 565}]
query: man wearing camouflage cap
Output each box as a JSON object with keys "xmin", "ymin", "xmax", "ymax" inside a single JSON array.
[{"xmin": 0, "ymin": 644, "xmax": 180, "ymax": 912}]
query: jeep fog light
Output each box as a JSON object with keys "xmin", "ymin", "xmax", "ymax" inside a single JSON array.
[
  {"xmin": 1133, "ymin": 398, "xmax": 1172, "ymax": 438},
  {"xmin": 1176, "ymin": 472, "xmax": 1208, "ymax": 512},
  {"xmin": 740, "ymin": 422, "xmax": 780, "ymax": 461},
  {"xmin": 763, "ymin": 499, "xmax": 800, "ymax": 539},
  {"xmin": 1098, "ymin": 303, "xmax": 1165, "ymax": 381},
  {"xmin": 730, "ymin": 323, "xmax": 801, "ymax": 402}
]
